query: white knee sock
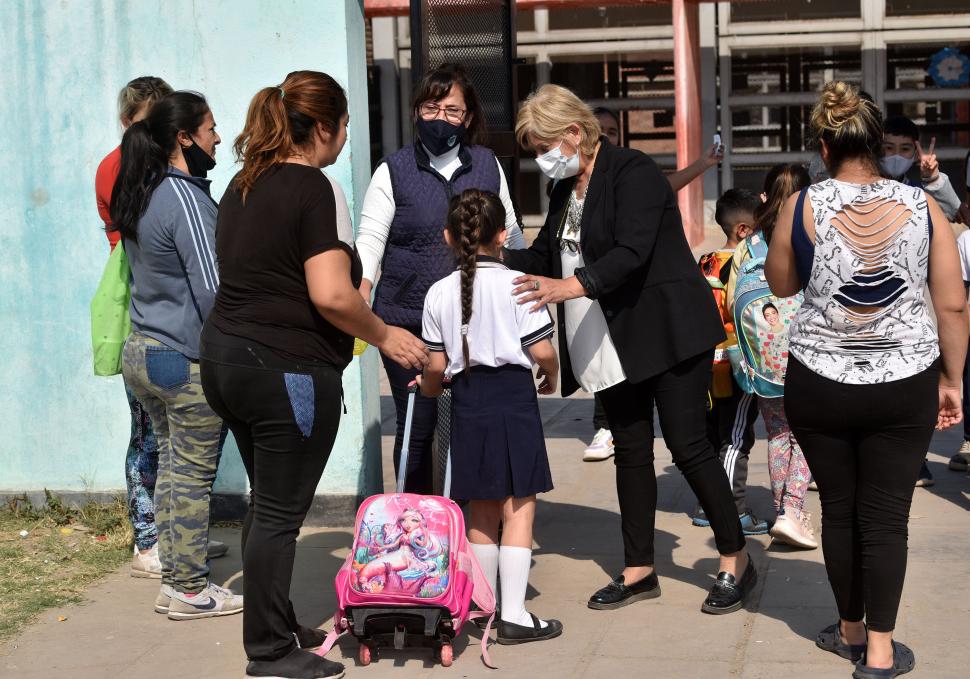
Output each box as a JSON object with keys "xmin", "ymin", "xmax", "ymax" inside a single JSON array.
[
  {"xmin": 499, "ymin": 546, "xmax": 547, "ymax": 628},
  {"xmin": 470, "ymin": 542, "xmax": 499, "ymax": 597}
]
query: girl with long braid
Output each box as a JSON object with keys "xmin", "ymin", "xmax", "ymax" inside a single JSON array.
[{"xmin": 418, "ymin": 188, "xmax": 563, "ymax": 645}]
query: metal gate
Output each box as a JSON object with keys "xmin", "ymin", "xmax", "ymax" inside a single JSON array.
[{"xmin": 410, "ymin": 0, "xmax": 519, "ymax": 189}]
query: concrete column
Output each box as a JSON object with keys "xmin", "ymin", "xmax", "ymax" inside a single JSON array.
[
  {"xmin": 673, "ymin": 0, "xmax": 704, "ymax": 246},
  {"xmin": 0, "ymin": 0, "xmax": 380, "ymax": 524}
]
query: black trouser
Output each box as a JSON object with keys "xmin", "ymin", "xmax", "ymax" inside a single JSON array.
[
  {"xmin": 199, "ymin": 326, "xmax": 343, "ymax": 661},
  {"xmin": 592, "ymin": 393, "xmax": 609, "ymax": 431},
  {"xmin": 785, "ymin": 357, "xmax": 938, "ymax": 633},
  {"xmin": 382, "ymin": 325, "xmax": 435, "ymax": 494},
  {"xmin": 707, "ymin": 378, "xmax": 759, "ymax": 515},
  {"xmin": 598, "ymin": 351, "xmax": 746, "ymax": 566}
]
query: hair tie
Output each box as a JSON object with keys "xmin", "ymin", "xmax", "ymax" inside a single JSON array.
[
  {"xmin": 460, "ymin": 324, "xmax": 469, "ymax": 336},
  {"xmin": 278, "ymin": 87, "xmax": 285, "ymax": 99}
]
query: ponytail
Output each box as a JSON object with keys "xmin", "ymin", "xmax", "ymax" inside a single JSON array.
[
  {"xmin": 109, "ymin": 120, "xmax": 168, "ymax": 242},
  {"xmin": 233, "ymin": 86, "xmax": 292, "ymax": 202},
  {"xmin": 108, "ymin": 91, "xmax": 211, "ymax": 242},
  {"xmin": 234, "ymin": 71, "xmax": 348, "ymax": 203},
  {"xmin": 445, "ymin": 189, "xmax": 506, "ymax": 373}
]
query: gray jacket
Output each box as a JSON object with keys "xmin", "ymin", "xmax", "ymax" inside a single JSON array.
[{"xmin": 125, "ymin": 168, "xmax": 218, "ymax": 359}]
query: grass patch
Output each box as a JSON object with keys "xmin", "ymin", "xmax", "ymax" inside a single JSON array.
[{"xmin": 0, "ymin": 492, "xmax": 131, "ymax": 642}]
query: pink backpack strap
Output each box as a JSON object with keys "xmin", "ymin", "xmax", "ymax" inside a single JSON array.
[
  {"xmin": 314, "ymin": 613, "xmax": 349, "ymax": 658},
  {"xmin": 467, "ymin": 610, "xmax": 497, "ymax": 669}
]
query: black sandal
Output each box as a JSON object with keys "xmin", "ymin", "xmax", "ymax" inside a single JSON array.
[
  {"xmin": 816, "ymin": 622, "xmax": 866, "ymax": 662},
  {"xmin": 852, "ymin": 640, "xmax": 915, "ymax": 679}
]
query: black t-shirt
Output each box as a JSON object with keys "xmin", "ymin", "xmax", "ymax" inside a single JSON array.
[{"xmin": 209, "ymin": 163, "xmax": 362, "ymax": 368}]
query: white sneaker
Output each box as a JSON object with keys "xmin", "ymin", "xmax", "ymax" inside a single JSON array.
[
  {"xmin": 949, "ymin": 440, "xmax": 970, "ymax": 471},
  {"xmin": 769, "ymin": 511, "xmax": 819, "ymax": 549},
  {"xmin": 154, "ymin": 584, "xmax": 176, "ymax": 613},
  {"xmin": 167, "ymin": 583, "xmax": 243, "ymax": 620},
  {"xmin": 131, "ymin": 544, "xmax": 162, "ymax": 579},
  {"xmin": 584, "ymin": 428, "xmax": 615, "ymax": 461}
]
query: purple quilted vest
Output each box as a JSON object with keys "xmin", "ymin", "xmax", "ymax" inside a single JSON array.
[{"xmin": 373, "ymin": 143, "xmax": 500, "ymax": 328}]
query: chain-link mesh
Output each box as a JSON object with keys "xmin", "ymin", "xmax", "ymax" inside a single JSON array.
[{"xmin": 420, "ymin": 0, "xmax": 515, "ymax": 131}]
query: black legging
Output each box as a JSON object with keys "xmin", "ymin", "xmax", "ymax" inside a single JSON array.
[
  {"xmin": 785, "ymin": 356, "xmax": 939, "ymax": 633},
  {"xmin": 200, "ymin": 326, "xmax": 343, "ymax": 661},
  {"xmin": 597, "ymin": 350, "xmax": 745, "ymax": 566}
]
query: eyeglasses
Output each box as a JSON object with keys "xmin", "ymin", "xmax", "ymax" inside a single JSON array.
[{"xmin": 419, "ymin": 103, "xmax": 467, "ymax": 124}]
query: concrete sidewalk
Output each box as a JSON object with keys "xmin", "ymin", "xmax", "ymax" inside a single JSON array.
[{"xmin": 2, "ymin": 389, "xmax": 969, "ymax": 679}]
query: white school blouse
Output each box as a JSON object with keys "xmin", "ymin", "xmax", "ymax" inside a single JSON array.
[{"xmin": 421, "ymin": 259, "xmax": 555, "ymax": 376}]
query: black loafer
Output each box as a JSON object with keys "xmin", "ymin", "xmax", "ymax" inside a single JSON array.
[
  {"xmin": 587, "ymin": 572, "xmax": 661, "ymax": 610},
  {"xmin": 852, "ymin": 640, "xmax": 915, "ymax": 679},
  {"xmin": 701, "ymin": 559, "xmax": 757, "ymax": 615},
  {"xmin": 816, "ymin": 621, "xmax": 867, "ymax": 662},
  {"xmin": 496, "ymin": 614, "xmax": 563, "ymax": 645}
]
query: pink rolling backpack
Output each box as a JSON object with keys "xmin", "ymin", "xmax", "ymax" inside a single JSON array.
[{"xmin": 316, "ymin": 383, "xmax": 496, "ymax": 668}]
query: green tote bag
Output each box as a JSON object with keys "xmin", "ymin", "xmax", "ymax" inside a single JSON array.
[{"xmin": 90, "ymin": 244, "xmax": 132, "ymax": 376}]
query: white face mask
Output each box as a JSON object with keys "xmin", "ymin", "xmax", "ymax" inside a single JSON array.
[
  {"xmin": 881, "ymin": 154, "xmax": 915, "ymax": 178},
  {"xmin": 535, "ymin": 140, "xmax": 581, "ymax": 180}
]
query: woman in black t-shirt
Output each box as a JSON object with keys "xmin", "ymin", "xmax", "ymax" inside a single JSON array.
[{"xmin": 199, "ymin": 70, "xmax": 427, "ymax": 679}]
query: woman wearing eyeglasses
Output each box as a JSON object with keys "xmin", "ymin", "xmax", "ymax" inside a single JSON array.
[{"xmin": 356, "ymin": 63, "xmax": 526, "ymax": 494}]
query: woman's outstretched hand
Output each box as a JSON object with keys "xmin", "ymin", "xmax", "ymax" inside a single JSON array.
[
  {"xmin": 512, "ymin": 275, "xmax": 587, "ymax": 312},
  {"xmin": 937, "ymin": 384, "xmax": 963, "ymax": 430},
  {"xmin": 379, "ymin": 326, "xmax": 429, "ymax": 370}
]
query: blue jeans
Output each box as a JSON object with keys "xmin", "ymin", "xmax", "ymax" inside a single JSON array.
[{"xmin": 123, "ymin": 380, "xmax": 159, "ymax": 551}]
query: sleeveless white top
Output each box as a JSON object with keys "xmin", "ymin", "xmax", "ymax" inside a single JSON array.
[{"xmin": 790, "ymin": 179, "xmax": 939, "ymax": 384}]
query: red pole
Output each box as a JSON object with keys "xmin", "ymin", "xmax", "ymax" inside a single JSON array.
[{"xmin": 672, "ymin": 0, "xmax": 704, "ymax": 246}]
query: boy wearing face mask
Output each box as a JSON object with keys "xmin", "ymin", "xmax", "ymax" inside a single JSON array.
[{"xmin": 882, "ymin": 115, "xmax": 962, "ymax": 222}]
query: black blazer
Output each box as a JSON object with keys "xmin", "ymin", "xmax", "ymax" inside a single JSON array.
[{"xmin": 505, "ymin": 139, "xmax": 725, "ymax": 397}]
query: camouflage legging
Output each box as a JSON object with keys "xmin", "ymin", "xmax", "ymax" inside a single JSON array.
[{"xmin": 122, "ymin": 332, "xmax": 223, "ymax": 594}]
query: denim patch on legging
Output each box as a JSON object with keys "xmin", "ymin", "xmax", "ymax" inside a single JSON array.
[
  {"xmin": 284, "ymin": 373, "xmax": 315, "ymax": 438},
  {"xmin": 146, "ymin": 347, "xmax": 190, "ymax": 390}
]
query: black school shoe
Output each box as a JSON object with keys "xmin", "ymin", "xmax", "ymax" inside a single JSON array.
[
  {"xmin": 701, "ymin": 559, "xmax": 757, "ymax": 614},
  {"xmin": 587, "ymin": 572, "xmax": 661, "ymax": 610},
  {"xmin": 816, "ymin": 622, "xmax": 867, "ymax": 662},
  {"xmin": 246, "ymin": 647, "xmax": 345, "ymax": 679},
  {"xmin": 852, "ymin": 641, "xmax": 915, "ymax": 679},
  {"xmin": 496, "ymin": 613, "xmax": 563, "ymax": 645}
]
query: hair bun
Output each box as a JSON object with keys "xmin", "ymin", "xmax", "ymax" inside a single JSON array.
[{"xmin": 818, "ymin": 81, "xmax": 861, "ymax": 131}]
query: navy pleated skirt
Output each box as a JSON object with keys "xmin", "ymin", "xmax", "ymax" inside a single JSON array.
[{"xmin": 449, "ymin": 364, "xmax": 553, "ymax": 501}]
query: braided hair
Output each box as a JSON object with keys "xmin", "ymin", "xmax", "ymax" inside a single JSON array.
[{"xmin": 445, "ymin": 189, "xmax": 506, "ymax": 372}]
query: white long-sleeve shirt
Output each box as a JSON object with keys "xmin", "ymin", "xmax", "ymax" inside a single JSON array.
[{"xmin": 356, "ymin": 143, "xmax": 526, "ymax": 282}]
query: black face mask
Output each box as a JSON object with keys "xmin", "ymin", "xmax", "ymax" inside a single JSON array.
[
  {"xmin": 416, "ymin": 118, "xmax": 466, "ymax": 157},
  {"xmin": 182, "ymin": 138, "xmax": 216, "ymax": 178}
]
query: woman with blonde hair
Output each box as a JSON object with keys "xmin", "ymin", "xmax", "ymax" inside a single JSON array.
[
  {"xmin": 767, "ymin": 81, "xmax": 967, "ymax": 678},
  {"xmin": 505, "ymin": 84, "xmax": 751, "ymax": 615}
]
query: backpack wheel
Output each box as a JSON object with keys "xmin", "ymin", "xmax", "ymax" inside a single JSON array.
[
  {"xmin": 439, "ymin": 642, "xmax": 453, "ymax": 667},
  {"xmin": 358, "ymin": 643, "xmax": 372, "ymax": 666}
]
